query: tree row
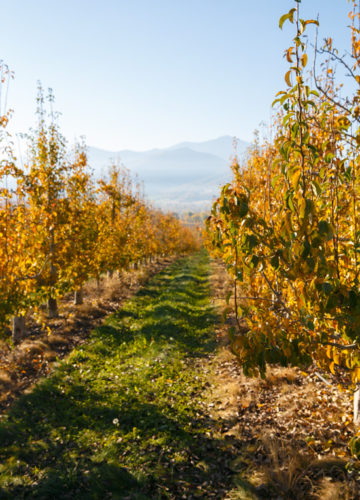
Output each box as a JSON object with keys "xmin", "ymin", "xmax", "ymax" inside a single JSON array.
[
  {"xmin": 206, "ymin": 0, "xmax": 360, "ymax": 441},
  {"xmin": 0, "ymin": 81, "xmax": 199, "ymax": 343}
]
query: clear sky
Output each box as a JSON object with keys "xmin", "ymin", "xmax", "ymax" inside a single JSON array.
[{"xmin": 0, "ymin": 0, "xmax": 353, "ymax": 151}]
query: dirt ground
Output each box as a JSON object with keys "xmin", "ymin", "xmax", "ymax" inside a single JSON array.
[{"xmin": 209, "ymin": 259, "xmax": 360, "ymax": 499}]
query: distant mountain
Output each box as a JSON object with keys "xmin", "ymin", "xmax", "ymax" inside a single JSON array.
[
  {"xmin": 87, "ymin": 136, "xmax": 250, "ymax": 212},
  {"xmin": 165, "ymin": 135, "xmax": 248, "ymax": 162}
]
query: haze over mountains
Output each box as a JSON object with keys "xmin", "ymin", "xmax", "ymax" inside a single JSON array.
[{"xmin": 87, "ymin": 136, "xmax": 250, "ymax": 212}]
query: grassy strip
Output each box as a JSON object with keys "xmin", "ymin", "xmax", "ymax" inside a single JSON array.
[{"xmin": 0, "ymin": 251, "xmax": 240, "ymax": 499}]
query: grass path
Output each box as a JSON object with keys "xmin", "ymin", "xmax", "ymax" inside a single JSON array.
[{"xmin": 0, "ymin": 251, "xmax": 246, "ymax": 499}]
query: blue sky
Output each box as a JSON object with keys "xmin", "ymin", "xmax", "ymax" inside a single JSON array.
[{"xmin": 0, "ymin": 0, "xmax": 353, "ymax": 151}]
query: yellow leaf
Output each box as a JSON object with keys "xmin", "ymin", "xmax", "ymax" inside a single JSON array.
[
  {"xmin": 326, "ymin": 345, "xmax": 332, "ymax": 360},
  {"xmin": 299, "ymin": 198, "xmax": 306, "ymax": 218},
  {"xmin": 291, "ymin": 169, "xmax": 301, "ymax": 189},
  {"xmin": 333, "ymin": 352, "xmax": 341, "ymax": 365},
  {"xmin": 301, "ymin": 53, "xmax": 308, "ymax": 67},
  {"xmin": 304, "ymin": 19, "xmax": 319, "ymax": 27},
  {"xmin": 353, "ymin": 366, "xmax": 360, "ymax": 382},
  {"xmin": 286, "ymin": 47, "xmax": 294, "ymax": 63},
  {"xmin": 285, "ymin": 70, "xmax": 292, "ymax": 87}
]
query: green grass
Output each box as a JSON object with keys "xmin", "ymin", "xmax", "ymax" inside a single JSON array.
[{"xmin": 0, "ymin": 251, "xmax": 241, "ymax": 499}]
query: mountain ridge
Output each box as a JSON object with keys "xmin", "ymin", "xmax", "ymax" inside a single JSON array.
[{"xmin": 87, "ymin": 135, "xmax": 250, "ymax": 212}]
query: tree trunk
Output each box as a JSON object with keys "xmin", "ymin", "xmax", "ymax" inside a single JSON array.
[
  {"xmin": 47, "ymin": 296, "xmax": 58, "ymax": 318},
  {"xmin": 74, "ymin": 287, "xmax": 83, "ymax": 305},
  {"xmin": 48, "ymin": 228, "xmax": 58, "ymax": 318},
  {"xmin": 108, "ymin": 270, "xmax": 113, "ymax": 279},
  {"xmin": 12, "ymin": 315, "xmax": 25, "ymax": 344},
  {"xmin": 134, "ymin": 261, "xmax": 138, "ymax": 270},
  {"xmin": 354, "ymin": 386, "xmax": 360, "ymax": 424}
]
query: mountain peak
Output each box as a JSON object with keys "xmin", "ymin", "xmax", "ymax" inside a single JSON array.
[
  {"xmin": 87, "ymin": 137, "xmax": 250, "ymax": 212},
  {"xmin": 166, "ymin": 135, "xmax": 247, "ymax": 162}
]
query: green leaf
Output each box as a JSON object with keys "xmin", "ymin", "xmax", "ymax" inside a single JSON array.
[
  {"xmin": 305, "ymin": 198, "xmax": 314, "ymax": 216},
  {"xmin": 286, "ymin": 193, "xmax": 295, "ymax": 212},
  {"xmin": 271, "ymin": 175, "xmax": 281, "ymax": 188},
  {"xmin": 301, "ymin": 240, "xmax": 311, "ymax": 260},
  {"xmin": 251, "ymin": 255, "xmax": 260, "ymax": 268},
  {"xmin": 279, "ymin": 13, "xmax": 291, "ymax": 29},
  {"xmin": 228, "ymin": 326, "xmax": 236, "ymax": 342},
  {"xmin": 237, "ymin": 270, "xmax": 243, "ymax": 281},
  {"xmin": 318, "ymin": 220, "xmax": 333, "ymax": 239},
  {"xmin": 236, "ymin": 197, "xmax": 249, "ymax": 218},
  {"xmin": 307, "ymin": 257, "xmax": 315, "ymax": 271},
  {"xmin": 307, "ymin": 319, "xmax": 315, "ymax": 330},
  {"xmin": 246, "ymin": 234, "xmax": 258, "ymax": 251},
  {"xmin": 271, "ymin": 255, "xmax": 279, "ymax": 269},
  {"xmin": 324, "ymin": 152, "xmax": 335, "ymax": 163},
  {"xmin": 350, "ymin": 436, "xmax": 360, "ymax": 458},
  {"xmin": 349, "ymin": 290, "xmax": 357, "ymax": 309},
  {"xmin": 291, "ymin": 122, "xmax": 300, "ymax": 138},
  {"xmin": 311, "ymin": 180, "xmax": 322, "ymax": 196},
  {"xmin": 311, "ymin": 236, "xmax": 321, "ymax": 248},
  {"xmin": 279, "ymin": 8, "xmax": 296, "ymax": 29},
  {"xmin": 222, "ymin": 306, "xmax": 233, "ymax": 323}
]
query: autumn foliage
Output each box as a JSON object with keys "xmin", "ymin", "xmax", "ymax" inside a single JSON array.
[
  {"xmin": 0, "ymin": 80, "xmax": 199, "ymax": 338},
  {"xmin": 206, "ymin": 1, "xmax": 360, "ymax": 437}
]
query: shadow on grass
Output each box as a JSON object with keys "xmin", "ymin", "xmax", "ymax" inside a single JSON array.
[
  {"xmin": 108, "ymin": 258, "xmax": 218, "ymax": 357},
  {"xmin": 0, "ymin": 385, "xmax": 255, "ymax": 499},
  {"xmin": 0, "ymin": 252, "xmax": 255, "ymax": 499}
]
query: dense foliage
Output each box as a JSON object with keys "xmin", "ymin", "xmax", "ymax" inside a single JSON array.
[
  {"xmin": 206, "ymin": 0, "xmax": 360, "ymax": 430},
  {"xmin": 0, "ymin": 81, "xmax": 199, "ymax": 337}
]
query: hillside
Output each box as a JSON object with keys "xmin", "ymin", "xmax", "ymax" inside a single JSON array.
[{"xmin": 87, "ymin": 136, "xmax": 250, "ymax": 212}]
